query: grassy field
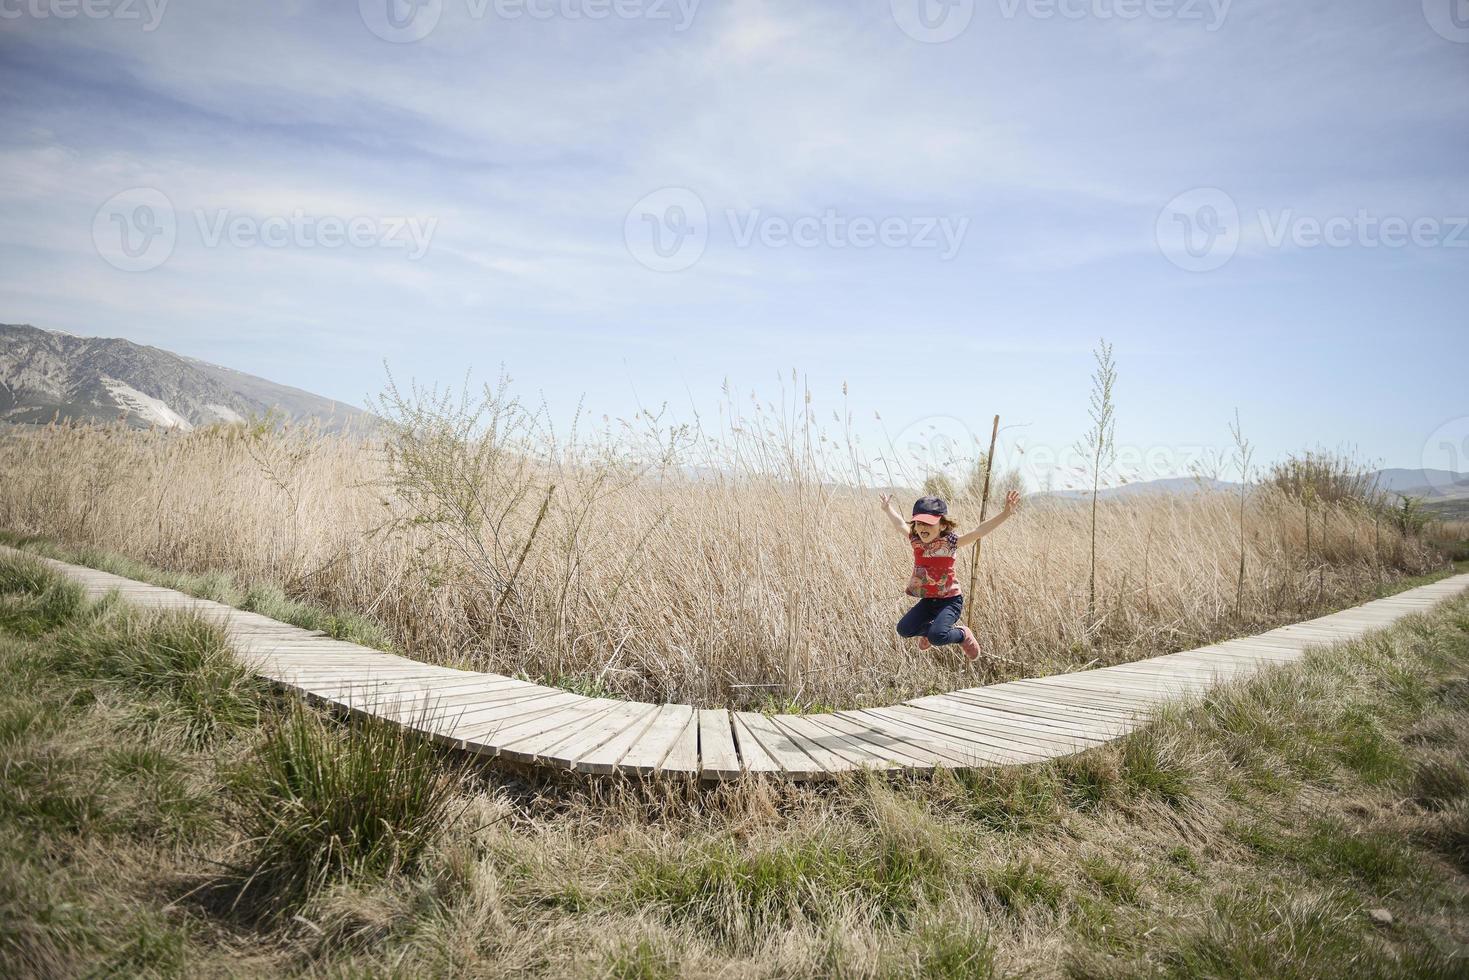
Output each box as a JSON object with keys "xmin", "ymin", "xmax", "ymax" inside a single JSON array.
[
  {"xmin": 0, "ymin": 400, "xmax": 1456, "ymax": 711},
  {"xmin": 4, "ymin": 550, "xmax": 1469, "ymax": 978}
]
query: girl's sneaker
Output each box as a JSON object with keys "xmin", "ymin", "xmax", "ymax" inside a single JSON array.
[
  {"xmin": 958, "ymin": 626, "xmax": 981, "ymax": 662},
  {"xmin": 917, "ymin": 636, "xmax": 932, "ymax": 651}
]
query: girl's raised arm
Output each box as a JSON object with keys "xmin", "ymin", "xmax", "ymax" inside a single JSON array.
[
  {"xmin": 878, "ymin": 493, "xmax": 911, "ymax": 539},
  {"xmin": 956, "ymin": 490, "xmax": 1021, "ymax": 548}
]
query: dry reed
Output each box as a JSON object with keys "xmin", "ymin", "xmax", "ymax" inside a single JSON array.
[{"xmin": 0, "ymin": 379, "xmax": 1445, "ymax": 710}]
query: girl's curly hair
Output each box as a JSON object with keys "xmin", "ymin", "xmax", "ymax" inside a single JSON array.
[{"xmin": 909, "ymin": 516, "xmax": 960, "ymax": 535}]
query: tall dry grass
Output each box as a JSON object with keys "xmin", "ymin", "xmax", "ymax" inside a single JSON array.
[{"xmin": 0, "ymin": 378, "xmax": 1447, "ymax": 709}]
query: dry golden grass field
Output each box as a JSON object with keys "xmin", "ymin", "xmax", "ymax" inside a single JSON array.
[{"xmin": 0, "ymin": 377, "xmax": 1454, "ymax": 712}]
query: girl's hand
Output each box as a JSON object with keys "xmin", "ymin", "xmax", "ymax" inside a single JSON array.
[
  {"xmin": 1001, "ymin": 489, "xmax": 1020, "ymax": 515},
  {"xmin": 879, "ymin": 492, "xmax": 895, "ymax": 510}
]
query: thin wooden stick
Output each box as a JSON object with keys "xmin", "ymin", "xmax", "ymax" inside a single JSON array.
[{"xmin": 967, "ymin": 414, "xmax": 1000, "ymax": 628}]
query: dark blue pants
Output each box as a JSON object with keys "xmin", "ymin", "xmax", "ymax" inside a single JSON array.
[{"xmin": 896, "ymin": 595, "xmax": 966, "ymax": 646}]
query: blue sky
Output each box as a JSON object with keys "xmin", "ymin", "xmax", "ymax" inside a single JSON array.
[{"xmin": 2, "ymin": 0, "xmax": 1466, "ymax": 489}]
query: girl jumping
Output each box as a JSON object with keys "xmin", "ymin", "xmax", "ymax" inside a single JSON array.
[{"xmin": 878, "ymin": 489, "xmax": 1021, "ymax": 661}]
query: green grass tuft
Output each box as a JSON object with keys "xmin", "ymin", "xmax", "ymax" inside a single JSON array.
[
  {"xmin": 0, "ymin": 554, "xmax": 85, "ymax": 637},
  {"xmin": 1118, "ymin": 731, "xmax": 1191, "ymax": 806},
  {"xmin": 53, "ymin": 608, "xmax": 260, "ymax": 747},
  {"xmin": 224, "ymin": 703, "xmax": 466, "ymax": 920}
]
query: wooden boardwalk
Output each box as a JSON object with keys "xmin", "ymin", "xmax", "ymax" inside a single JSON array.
[{"xmin": 14, "ymin": 546, "xmax": 1469, "ymax": 781}]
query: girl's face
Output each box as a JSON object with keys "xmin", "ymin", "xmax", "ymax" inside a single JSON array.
[{"xmin": 912, "ymin": 520, "xmax": 942, "ymax": 544}]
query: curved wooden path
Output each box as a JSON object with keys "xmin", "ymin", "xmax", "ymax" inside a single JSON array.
[{"xmin": 13, "ymin": 546, "xmax": 1468, "ymax": 781}]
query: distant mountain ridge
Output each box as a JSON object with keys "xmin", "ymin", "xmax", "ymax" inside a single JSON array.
[
  {"xmin": 1039, "ymin": 469, "xmax": 1469, "ymax": 502},
  {"xmin": 0, "ymin": 323, "xmax": 368, "ymax": 432}
]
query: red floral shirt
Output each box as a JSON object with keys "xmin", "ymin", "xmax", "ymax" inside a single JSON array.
[{"xmin": 906, "ymin": 530, "xmax": 962, "ymax": 598}]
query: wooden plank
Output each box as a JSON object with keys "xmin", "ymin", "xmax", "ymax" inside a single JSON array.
[
  {"xmin": 767, "ymin": 715, "xmax": 856, "ymax": 774},
  {"xmin": 315, "ymin": 679, "xmax": 539, "ymax": 717},
  {"xmin": 1014, "ymin": 677, "xmax": 1175, "ymax": 705},
  {"xmin": 858, "ymin": 706, "xmax": 1044, "ymax": 763},
  {"xmin": 730, "ymin": 713, "xmax": 783, "ymax": 774},
  {"xmin": 468, "ymin": 698, "xmax": 614, "ymax": 756},
  {"xmin": 1004, "ymin": 686, "xmax": 1168, "ymax": 718},
  {"xmin": 616, "ymin": 704, "xmax": 696, "ymax": 775},
  {"xmin": 734, "ymin": 712, "xmax": 824, "ymax": 779},
  {"xmin": 572, "ymin": 704, "xmax": 667, "ymax": 774},
  {"xmin": 875, "ymin": 704, "xmax": 1062, "ymax": 760},
  {"xmin": 809, "ymin": 714, "xmax": 946, "ymax": 769},
  {"xmin": 929, "ymin": 691, "xmax": 1121, "ymax": 739},
  {"xmin": 1056, "ymin": 673, "xmax": 1217, "ymax": 698},
  {"xmin": 836, "ymin": 709, "xmax": 1000, "ymax": 768},
  {"xmin": 697, "ymin": 709, "xmax": 743, "ymax": 781},
  {"xmin": 495, "ymin": 700, "xmax": 628, "ymax": 764},
  {"xmin": 1039, "ymin": 669, "xmax": 1209, "ymax": 695},
  {"xmin": 297, "ymin": 673, "xmax": 518, "ymax": 697},
  {"xmin": 432, "ymin": 692, "xmax": 586, "ymax": 741},
  {"xmin": 949, "ymin": 689, "xmax": 1139, "ymax": 730},
  {"xmin": 657, "ymin": 708, "xmax": 700, "ymax": 775},
  {"xmin": 1105, "ymin": 659, "xmax": 1260, "ymax": 681},
  {"xmin": 905, "ymin": 697, "xmax": 1105, "ymax": 754},
  {"xmin": 777, "ymin": 714, "xmax": 898, "ymax": 771},
  {"xmin": 1017, "ymin": 673, "xmax": 1179, "ymax": 698}
]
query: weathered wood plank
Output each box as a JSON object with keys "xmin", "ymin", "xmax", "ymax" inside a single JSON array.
[
  {"xmin": 730, "ymin": 713, "xmax": 783, "ymax": 774},
  {"xmin": 570, "ymin": 704, "xmax": 665, "ymax": 774},
  {"xmin": 658, "ymin": 709, "xmax": 700, "ymax": 775},
  {"xmin": 778, "ymin": 714, "xmax": 898, "ymax": 771},
  {"xmin": 735, "ymin": 712, "xmax": 824, "ymax": 779},
  {"xmin": 808, "ymin": 714, "xmax": 946, "ymax": 769},
  {"xmin": 698, "ymin": 709, "xmax": 743, "ymax": 781},
  {"xmin": 617, "ymin": 704, "xmax": 696, "ymax": 775}
]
